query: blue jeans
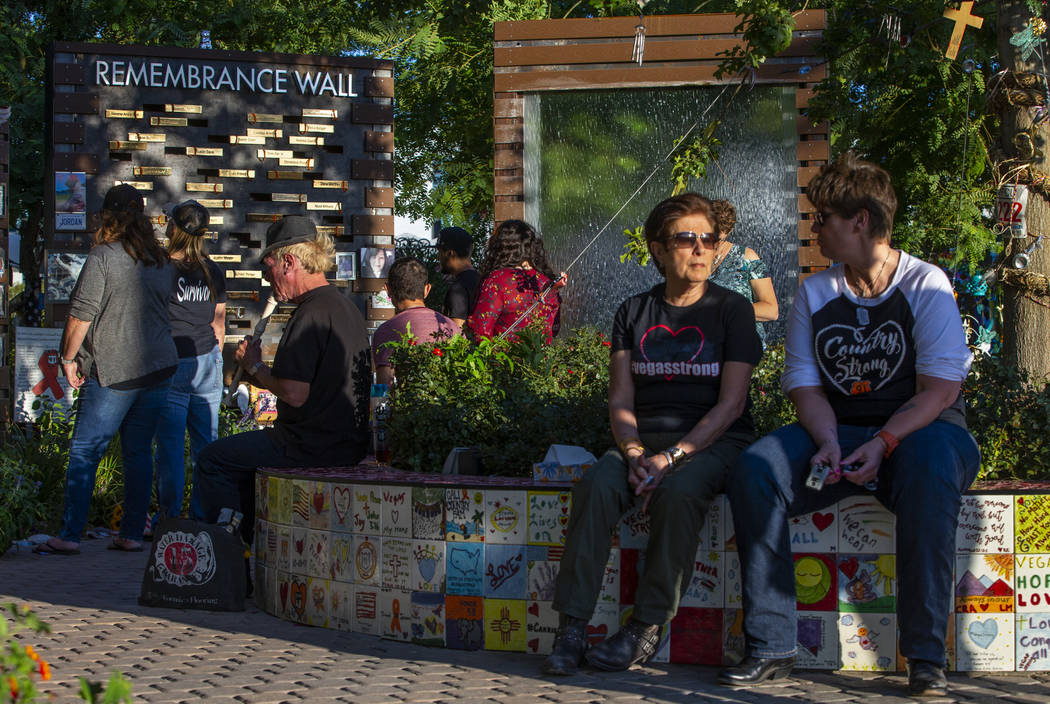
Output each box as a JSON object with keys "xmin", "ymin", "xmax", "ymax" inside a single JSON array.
[
  {"xmin": 154, "ymin": 347, "xmax": 222, "ymax": 519},
  {"xmin": 59, "ymin": 377, "xmax": 173, "ymax": 543},
  {"xmin": 727, "ymin": 421, "xmax": 980, "ymax": 666}
]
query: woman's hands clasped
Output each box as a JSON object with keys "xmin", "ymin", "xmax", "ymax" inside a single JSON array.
[
  {"xmin": 810, "ymin": 438, "xmax": 881, "ymax": 487},
  {"xmin": 626, "ymin": 449, "xmax": 673, "ymax": 512}
]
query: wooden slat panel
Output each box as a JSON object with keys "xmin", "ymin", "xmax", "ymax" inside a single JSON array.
[
  {"xmin": 367, "ymin": 306, "xmax": 395, "ymax": 321},
  {"xmin": 351, "ymin": 103, "xmax": 394, "ymax": 125},
  {"xmin": 798, "ymin": 193, "xmax": 814, "ymax": 213},
  {"xmin": 798, "ymin": 244, "xmax": 829, "ymax": 268},
  {"xmin": 798, "ymin": 140, "xmax": 829, "ymax": 162},
  {"xmin": 354, "ymin": 278, "xmax": 387, "ymax": 293},
  {"xmin": 495, "ymin": 62, "xmax": 824, "ymax": 92},
  {"xmin": 494, "ymin": 146, "xmax": 522, "ymax": 170},
  {"xmin": 0, "ymin": 369, "xmax": 10, "ymax": 391},
  {"xmin": 798, "ymin": 221, "xmax": 816, "ymax": 240},
  {"xmin": 494, "ymin": 97, "xmax": 523, "ymax": 118},
  {"xmin": 352, "ymin": 159, "xmax": 394, "ymax": 181},
  {"xmin": 53, "ymin": 62, "xmax": 86, "ymax": 84},
  {"xmin": 352, "ymin": 214, "xmax": 394, "ymax": 235},
  {"xmin": 53, "ymin": 122, "xmax": 85, "ymax": 144},
  {"xmin": 795, "ymin": 87, "xmax": 817, "ymax": 109},
  {"xmin": 797, "ymin": 116, "xmax": 829, "ymax": 134},
  {"xmin": 495, "ymin": 174, "xmax": 523, "ymax": 196},
  {"xmin": 494, "ymin": 122, "xmax": 523, "ymax": 144},
  {"xmin": 52, "ymin": 152, "xmax": 100, "ymax": 173},
  {"xmin": 494, "ymin": 200, "xmax": 524, "ymax": 222},
  {"xmin": 496, "ymin": 36, "xmax": 820, "ymax": 67},
  {"xmin": 364, "ymin": 76, "xmax": 394, "ymax": 98},
  {"xmin": 53, "ymin": 93, "xmax": 99, "ymax": 114},
  {"xmin": 495, "ymin": 11, "xmax": 825, "ymax": 41},
  {"xmin": 364, "ymin": 131, "xmax": 393, "ymax": 153},
  {"xmin": 797, "ymin": 166, "xmax": 821, "ymax": 188},
  {"xmin": 365, "ymin": 187, "xmax": 394, "ymax": 208}
]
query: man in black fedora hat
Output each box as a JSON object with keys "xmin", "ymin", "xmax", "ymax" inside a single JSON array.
[{"xmin": 195, "ymin": 215, "xmax": 372, "ymax": 547}]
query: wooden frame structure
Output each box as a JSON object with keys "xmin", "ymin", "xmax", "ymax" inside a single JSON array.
[{"xmin": 492, "ymin": 11, "xmax": 831, "ymax": 278}]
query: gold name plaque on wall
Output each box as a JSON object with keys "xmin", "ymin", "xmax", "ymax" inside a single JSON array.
[
  {"xmin": 151, "ymin": 116, "xmax": 188, "ymax": 127},
  {"xmin": 186, "ymin": 147, "xmax": 223, "ymax": 156},
  {"xmin": 247, "ymin": 113, "xmax": 284, "ymax": 123},
  {"xmin": 127, "ymin": 133, "xmax": 167, "ymax": 142},
  {"xmin": 256, "ymin": 150, "xmax": 294, "ymax": 159},
  {"xmin": 288, "ymin": 135, "xmax": 324, "ymax": 146},
  {"xmin": 198, "ymin": 199, "xmax": 234, "ymax": 208},
  {"xmin": 134, "ymin": 166, "xmax": 171, "ymax": 176},
  {"xmin": 186, "ymin": 182, "xmax": 223, "ymax": 193},
  {"xmin": 164, "ymin": 104, "xmax": 203, "ymax": 113},
  {"xmin": 114, "ymin": 180, "xmax": 153, "ymax": 190},
  {"xmin": 106, "ymin": 109, "xmax": 145, "ymax": 119},
  {"xmin": 313, "ymin": 180, "xmax": 349, "ymax": 189},
  {"xmin": 246, "ymin": 128, "xmax": 283, "ymax": 138},
  {"xmin": 302, "ymin": 108, "xmax": 338, "ymax": 119}
]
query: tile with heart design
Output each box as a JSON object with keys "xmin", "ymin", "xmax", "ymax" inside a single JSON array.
[
  {"xmin": 306, "ymin": 530, "xmax": 330, "ymax": 579},
  {"xmin": 794, "ymin": 553, "xmax": 837, "ymax": 612},
  {"xmin": 275, "ymin": 570, "xmax": 291, "ymax": 620},
  {"xmin": 680, "ymin": 549, "xmax": 723, "ymax": 609},
  {"xmin": 483, "ymin": 598, "xmax": 527, "ymax": 652},
  {"xmin": 1015, "ymin": 613, "xmax": 1050, "ymax": 671},
  {"xmin": 329, "ymin": 532, "xmax": 353, "ymax": 583},
  {"xmin": 329, "ymin": 581, "xmax": 351, "ymax": 631},
  {"xmin": 525, "ymin": 600, "xmax": 558, "ymax": 655},
  {"xmin": 445, "ymin": 595, "xmax": 483, "ymax": 650},
  {"xmin": 330, "ymin": 483, "xmax": 354, "ymax": 532},
  {"xmin": 352, "ymin": 534, "xmax": 381, "ymax": 587},
  {"xmin": 290, "ymin": 527, "xmax": 309, "ymax": 574},
  {"xmin": 351, "ymin": 585, "xmax": 379, "ymax": 635},
  {"xmin": 308, "ymin": 481, "xmax": 330, "ymax": 530},
  {"xmin": 352, "ymin": 484, "xmax": 382, "ymax": 535},
  {"xmin": 959, "ymin": 613, "xmax": 1013, "ymax": 670},
  {"xmin": 485, "ymin": 491, "xmax": 525, "ymax": 544},
  {"xmin": 446, "ymin": 543, "xmax": 483, "ymax": 596},
  {"xmin": 837, "ymin": 554, "xmax": 895, "ymax": 613},
  {"xmin": 588, "ymin": 601, "xmax": 619, "ymax": 647},
  {"xmin": 790, "ymin": 508, "xmax": 838, "ymax": 553},
  {"xmin": 379, "ymin": 588, "xmax": 413, "ymax": 642},
  {"xmin": 526, "ymin": 490, "xmax": 571, "ymax": 547},
  {"xmin": 838, "ymin": 612, "xmax": 895, "ymax": 671},
  {"xmin": 670, "ymin": 607, "xmax": 722, "ymax": 665},
  {"xmin": 956, "ymin": 495, "xmax": 1013, "ymax": 554},
  {"xmin": 288, "ymin": 576, "xmax": 309, "ymax": 624},
  {"xmin": 838, "ymin": 496, "xmax": 895, "ymax": 553},
  {"xmin": 411, "ymin": 539, "xmax": 446, "ymax": 593},
  {"xmin": 1015, "ymin": 554, "xmax": 1050, "ymax": 612},
  {"xmin": 305, "ymin": 577, "xmax": 329, "ymax": 627},
  {"xmin": 956, "ymin": 553, "xmax": 1014, "ymax": 614},
  {"xmin": 381, "ymin": 486, "xmax": 412, "ymax": 538},
  {"xmin": 410, "ymin": 591, "xmax": 446, "ymax": 646},
  {"xmin": 445, "ymin": 488, "xmax": 484, "ymax": 542},
  {"xmin": 796, "ymin": 611, "xmax": 838, "ymax": 669}
]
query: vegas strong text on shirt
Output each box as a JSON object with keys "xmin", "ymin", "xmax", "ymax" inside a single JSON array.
[
  {"xmin": 780, "ymin": 251, "xmax": 972, "ymax": 428},
  {"xmin": 611, "ymin": 282, "xmax": 762, "ymax": 435}
]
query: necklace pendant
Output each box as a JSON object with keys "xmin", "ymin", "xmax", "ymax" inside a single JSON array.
[{"xmin": 857, "ymin": 307, "xmax": 870, "ymax": 326}]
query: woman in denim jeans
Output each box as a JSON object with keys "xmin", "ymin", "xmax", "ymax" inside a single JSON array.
[
  {"xmin": 36, "ymin": 184, "xmax": 177, "ymax": 555},
  {"xmin": 152, "ymin": 200, "xmax": 226, "ymax": 521},
  {"xmin": 720, "ymin": 153, "xmax": 980, "ymax": 697}
]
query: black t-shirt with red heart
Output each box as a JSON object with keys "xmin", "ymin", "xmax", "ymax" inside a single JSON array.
[{"xmin": 611, "ymin": 282, "xmax": 763, "ymax": 435}]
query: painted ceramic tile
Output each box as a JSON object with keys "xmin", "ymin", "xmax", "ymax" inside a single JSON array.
[
  {"xmin": 597, "ymin": 548, "xmax": 620, "ymax": 604},
  {"xmin": 723, "ymin": 608, "xmax": 745, "ymax": 665},
  {"xmin": 723, "ymin": 501, "xmax": 737, "ymax": 552},
  {"xmin": 381, "ymin": 538, "xmax": 413, "ymax": 590},
  {"xmin": 308, "ymin": 481, "xmax": 330, "ymax": 530},
  {"xmin": 897, "ymin": 613, "xmax": 955, "ymax": 672},
  {"xmin": 330, "ymin": 483, "xmax": 354, "ymax": 532},
  {"xmin": 618, "ymin": 605, "xmax": 669, "ymax": 663},
  {"xmin": 445, "ymin": 595, "xmax": 484, "ymax": 650},
  {"xmin": 795, "ymin": 553, "xmax": 838, "ymax": 612},
  {"xmin": 484, "ymin": 599, "xmax": 527, "ymax": 651},
  {"xmin": 306, "ymin": 530, "xmax": 330, "ymax": 579},
  {"xmin": 305, "ymin": 577, "xmax": 329, "ymax": 627},
  {"xmin": 528, "ymin": 560, "xmax": 559, "ymax": 601},
  {"xmin": 256, "ymin": 474, "xmax": 268, "ymax": 520},
  {"xmin": 288, "ymin": 575, "xmax": 309, "ymax": 624},
  {"xmin": 526, "ymin": 545, "xmax": 552, "ymax": 562},
  {"xmin": 525, "ymin": 600, "xmax": 558, "ymax": 655},
  {"xmin": 838, "ymin": 613, "xmax": 895, "ymax": 671},
  {"xmin": 790, "ymin": 508, "xmax": 838, "ymax": 553},
  {"xmin": 266, "ymin": 476, "xmax": 280, "ymax": 523},
  {"xmin": 351, "ymin": 585, "xmax": 379, "ymax": 635},
  {"xmin": 254, "ymin": 520, "xmax": 267, "ymax": 565},
  {"xmin": 1017, "ymin": 495, "xmax": 1050, "ymax": 553},
  {"xmin": 484, "ymin": 544, "xmax": 527, "ymax": 599},
  {"xmin": 1015, "ymin": 554, "xmax": 1050, "ymax": 611},
  {"xmin": 411, "ymin": 591, "xmax": 446, "ymax": 646},
  {"xmin": 379, "ymin": 588, "xmax": 413, "ymax": 642},
  {"xmin": 277, "ymin": 526, "xmax": 291, "ymax": 572},
  {"xmin": 957, "ymin": 495, "xmax": 1013, "ymax": 553},
  {"xmin": 1016, "ymin": 613, "xmax": 1050, "ymax": 671},
  {"xmin": 254, "ymin": 563, "xmax": 269, "ymax": 612},
  {"xmin": 532, "ymin": 461, "xmax": 587, "ymax": 483},
  {"xmin": 329, "ymin": 581, "xmax": 351, "ymax": 631},
  {"xmin": 412, "ymin": 487, "xmax": 445, "ymax": 540},
  {"xmin": 330, "ymin": 532, "xmax": 353, "ymax": 583},
  {"xmin": 352, "ymin": 534, "xmax": 380, "ymax": 587},
  {"xmin": 838, "ymin": 496, "xmax": 895, "ymax": 553},
  {"xmin": 618, "ymin": 507, "xmax": 650, "ymax": 550},
  {"xmin": 445, "ymin": 488, "xmax": 484, "ymax": 542},
  {"xmin": 698, "ymin": 495, "xmax": 724, "ymax": 551},
  {"xmin": 619, "ymin": 549, "xmax": 642, "ymax": 606},
  {"xmin": 276, "ymin": 477, "xmax": 293, "ymax": 525},
  {"xmin": 485, "ymin": 490, "xmax": 525, "ymax": 544},
  {"xmin": 265, "ymin": 521, "xmax": 279, "ymax": 567},
  {"xmin": 725, "ymin": 552, "xmax": 742, "ymax": 608},
  {"xmin": 680, "ymin": 550, "xmax": 723, "ymax": 608},
  {"xmin": 588, "ymin": 601, "xmax": 619, "ymax": 647},
  {"xmin": 412, "ymin": 540, "xmax": 446, "ymax": 593},
  {"xmin": 292, "ymin": 479, "xmax": 311, "ymax": 527},
  {"xmin": 670, "ymin": 607, "xmax": 723, "ymax": 665},
  {"xmin": 796, "ymin": 611, "xmax": 839, "ymax": 669},
  {"xmin": 446, "ymin": 542, "xmax": 484, "ymax": 596},
  {"xmin": 381, "ymin": 486, "xmax": 412, "ymax": 538},
  {"xmin": 275, "ymin": 570, "xmax": 291, "ymax": 620},
  {"xmin": 956, "ymin": 553, "xmax": 1014, "ymax": 613},
  {"xmin": 527, "ymin": 490, "xmax": 571, "ymax": 546},
  {"xmin": 290, "ymin": 527, "xmax": 308, "ymax": 573},
  {"xmin": 956, "ymin": 614, "xmax": 1014, "ymax": 670},
  {"xmin": 838, "ymin": 554, "xmax": 896, "ymax": 613},
  {"xmin": 352, "ymin": 484, "xmax": 382, "ymax": 535}
]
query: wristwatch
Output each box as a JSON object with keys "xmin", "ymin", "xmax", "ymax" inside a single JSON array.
[{"xmin": 665, "ymin": 446, "xmax": 688, "ymax": 468}]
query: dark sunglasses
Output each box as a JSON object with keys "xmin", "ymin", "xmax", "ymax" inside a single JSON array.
[
  {"xmin": 667, "ymin": 231, "xmax": 719, "ymax": 250},
  {"xmin": 813, "ymin": 210, "xmax": 841, "ymax": 227}
]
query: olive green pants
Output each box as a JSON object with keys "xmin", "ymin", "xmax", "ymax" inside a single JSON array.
[{"xmin": 552, "ymin": 431, "xmax": 752, "ymax": 626}]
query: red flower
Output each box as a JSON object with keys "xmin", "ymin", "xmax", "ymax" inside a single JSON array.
[
  {"xmin": 601, "ymin": 341, "xmax": 611, "ymax": 347},
  {"xmin": 567, "ymin": 368, "xmax": 574, "ymax": 374},
  {"xmin": 432, "ymin": 348, "xmax": 443, "ymax": 357},
  {"xmin": 408, "ymin": 339, "xmax": 418, "ymax": 346}
]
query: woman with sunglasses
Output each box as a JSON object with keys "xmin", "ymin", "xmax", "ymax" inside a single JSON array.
[
  {"xmin": 544, "ymin": 193, "xmax": 762, "ymax": 675},
  {"xmin": 720, "ymin": 154, "xmax": 978, "ymax": 697}
]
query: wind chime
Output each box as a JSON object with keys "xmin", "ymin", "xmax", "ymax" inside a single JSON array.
[{"xmin": 632, "ymin": 0, "xmax": 650, "ymax": 66}]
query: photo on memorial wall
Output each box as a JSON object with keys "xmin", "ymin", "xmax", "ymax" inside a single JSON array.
[
  {"xmin": 55, "ymin": 172, "xmax": 88, "ymax": 231},
  {"xmin": 0, "ymin": 284, "xmax": 6, "ymax": 318},
  {"xmin": 14, "ymin": 326, "xmax": 73, "ymax": 422},
  {"xmin": 359, "ymin": 247, "xmax": 393, "ymax": 279},
  {"xmin": 0, "ymin": 246, "xmax": 6, "ymax": 283},
  {"xmin": 371, "ymin": 289, "xmax": 394, "ymax": 309},
  {"xmin": 335, "ymin": 251, "xmax": 357, "ymax": 281},
  {"xmin": 46, "ymin": 251, "xmax": 88, "ymax": 303}
]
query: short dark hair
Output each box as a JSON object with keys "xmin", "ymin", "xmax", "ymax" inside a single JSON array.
[
  {"xmin": 437, "ymin": 226, "xmax": 473, "ymax": 258},
  {"xmin": 386, "ymin": 257, "xmax": 429, "ymax": 303},
  {"xmin": 807, "ymin": 152, "xmax": 897, "ymax": 240},
  {"xmin": 643, "ymin": 193, "xmax": 717, "ymax": 276}
]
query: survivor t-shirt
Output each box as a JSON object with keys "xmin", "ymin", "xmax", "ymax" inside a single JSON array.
[
  {"xmin": 780, "ymin": 252, "xmax": 971, "ymax": 427},
  {"xmin": 611, "ymin": 282, "xmax": 763, "ymax": 435},
  {"xmin": 169, "ymin": 259, "xmax": 227, "ymax": 357},
  {"xmin": 269, "ymin": 285, "xmax": 373, "ymax": 464},
  {"xmin": 443, "ymin": 268, "xmax": 481, "ymax": 320}
]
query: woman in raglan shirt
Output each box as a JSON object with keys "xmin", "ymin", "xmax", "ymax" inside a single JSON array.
[
  {"xmin": 543, "ymin": 193, "xmax": 762, "ymax": 676},
  {"xmin": 720, "ymin": 154, "xmax": 979, "ymax": 697},
  {"xmin": 153, "ymin": 200, "xmax": 226, "ymax": 521}
]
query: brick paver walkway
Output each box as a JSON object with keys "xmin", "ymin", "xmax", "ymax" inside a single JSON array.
[{"xmin": 2, "ymin": 538, "xmax": 1048, "ymax": 703}]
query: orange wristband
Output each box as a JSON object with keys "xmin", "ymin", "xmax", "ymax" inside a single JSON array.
[{"xmin": 874, "ymin": 430, "xmax": 899, "ymax": 458}]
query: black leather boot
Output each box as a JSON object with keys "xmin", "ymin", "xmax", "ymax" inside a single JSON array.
[
  {"xmin": 542, "ymin": 615, "xmax": 589, "ymax": 675},
  {"xmin": 908, "ymin": 660, "xmax": 947, "ymax": 697},
  {"xmin": 584, "ymin": 619, "xmax": 660, "ymax": 671},
  {"xmin": 718, "ymin": 655, "xmax": 796, "ymax": 685}
]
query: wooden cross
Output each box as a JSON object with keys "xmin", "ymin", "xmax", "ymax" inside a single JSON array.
[{"xmin": 943, "ymin": 1, "xmax": 984, "ymax": 60}]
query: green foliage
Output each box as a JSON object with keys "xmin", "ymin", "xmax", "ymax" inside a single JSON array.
[
  {"xmin": 748, "ymin": 344, "xmax": 797, "ymax": 437},
  {"xmin": 669, "ymin": 121, "xmax": 723, "ymax": 195},
  {"xmin": 714, "ymin": 0, "xmax": 796, "ymax": 79},
  {"xmin": 0, "ymin": 459, "xmax": 46, "ymax": 558},
  {"xmin": 619, "ymin": 225, "xmax": 651, "ymax": 267}
]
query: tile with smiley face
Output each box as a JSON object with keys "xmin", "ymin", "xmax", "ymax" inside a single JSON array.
[
  {"xmin": 795, "ymin": 553, "xmax": 838, "ymax": 612},
  {"xmin": 485, "ymin": 490, "xmax": 525, "ymax": 544}
]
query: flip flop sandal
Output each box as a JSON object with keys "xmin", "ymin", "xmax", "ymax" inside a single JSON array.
[
  {"xmin": 33, "ymin": 542, "xmax": 80, "ymax": 556},
  {"xmin": 107, "ymin": 539, "xmax": 143, "ymax": 552}
]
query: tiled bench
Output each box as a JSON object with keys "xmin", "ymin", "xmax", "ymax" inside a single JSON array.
[{"xmin": 251, "ymin": 467, "xmax": 1050, "ymax": 672}]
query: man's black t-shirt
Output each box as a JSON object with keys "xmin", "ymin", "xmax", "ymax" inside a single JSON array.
[
  {"xmin": 268, "ymin": 285, "xmax": 372, "ymax": 464},
  {"xmin": 170, "ymin": 259, "xmax": 227, "ymax": 357},
  {"xmin": 443, "ymin": 268, "xmax": 481, "ymax": 320},
  {"xmin": 611, "ymin": 282, "xmax": 763, "ymax": 435}
]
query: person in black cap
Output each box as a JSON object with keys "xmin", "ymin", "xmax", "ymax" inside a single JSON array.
[
  {"xmin": 194, "ymin": 215, "xmax": 372, "ymax": 549},
  {"xmin": 152, "ymin": 200, "xmax": 226, "ymax": 523},
  {"xmin": 436, "ymin": 226, "xmax": 480, "ymax": 327}
]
